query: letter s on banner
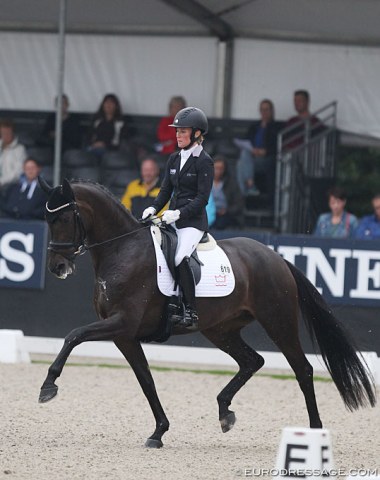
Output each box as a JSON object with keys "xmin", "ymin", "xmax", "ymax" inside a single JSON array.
[{"xmin": 0, "ymin": 232, "xmax": 35, "ymax": 282}]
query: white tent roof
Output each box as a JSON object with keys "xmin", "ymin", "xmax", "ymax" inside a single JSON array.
[{"xmin": 1, "ymin": 0, "xmax": 380, "ymax": 46}]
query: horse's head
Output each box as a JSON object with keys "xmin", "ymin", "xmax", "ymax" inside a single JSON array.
[{"xmin": 39, "ymin": 177, "xmax": 86, "ymax": 279}]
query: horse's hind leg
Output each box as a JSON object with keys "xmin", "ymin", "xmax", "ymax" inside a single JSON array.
[
  {"xmin": 202, "ymin": 326, "xmax": 265, "ymax": 433},
  {"xmin": 260, "ymin": 315, "xmax": 323, "ymax": 428}
]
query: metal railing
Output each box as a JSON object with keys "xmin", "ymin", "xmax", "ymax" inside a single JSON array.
[{"xmin": 274, "ymin": 101, "xmax": 337, "ymax": 233}]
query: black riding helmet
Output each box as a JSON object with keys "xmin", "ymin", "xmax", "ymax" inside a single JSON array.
[{"xmin": 169, "ymin": 107, "xmax": 208, "ymax": 148}]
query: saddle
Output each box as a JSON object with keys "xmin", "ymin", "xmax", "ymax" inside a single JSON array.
[{"xmin": 154, "ymin": 223, "xmax": 216, "ymax": 285}]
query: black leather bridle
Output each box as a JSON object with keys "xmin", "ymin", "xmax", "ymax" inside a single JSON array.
[
  {"xmin": 46, "ymin": 200, "xmax": 87, "ymax": 262},
  {"xmin": 45, "ymin": 200, "xmax": 152, "ymax": 262}
]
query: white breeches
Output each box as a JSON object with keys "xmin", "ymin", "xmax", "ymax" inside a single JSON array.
[{"xmin": 173, "ymin": 225, "xmax": 204, "ymax": 266}]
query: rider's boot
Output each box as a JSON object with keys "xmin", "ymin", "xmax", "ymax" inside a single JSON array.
[{"xmin": 176, "ymin": 257, "xmax": 199, "ymax": 330}]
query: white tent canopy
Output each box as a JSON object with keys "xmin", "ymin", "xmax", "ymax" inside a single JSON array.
[
  {"xmin": 2, "ymin": 0, "xmax": 380, "ymax": 45},
  {"xmin": 1, "ymin": 0, "xmax": 380, "ymax": 139}
]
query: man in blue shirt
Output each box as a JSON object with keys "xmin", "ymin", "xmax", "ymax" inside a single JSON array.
[{"xmin": 355, "ymin": 194, "xmax": 380, "ymax": 239}]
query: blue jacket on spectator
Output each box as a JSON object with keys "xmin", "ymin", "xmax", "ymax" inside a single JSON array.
[
  {"xmin": 313, "ymin": 211, "xmax": 358, "ymax": 238},
  {"xmin": 355, "ymin": 214, "xmax": 380, "ymax": 240}
]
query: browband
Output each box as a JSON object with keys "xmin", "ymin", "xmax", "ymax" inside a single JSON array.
[{"xmin": 46, "ymin": 201, "xmax": 75, "ymax": 213}]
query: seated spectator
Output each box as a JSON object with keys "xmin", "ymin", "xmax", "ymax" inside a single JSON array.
[
  {"xmin": 87, "ymin": 93, "xmax": 129, "ymax": 157},
  {"xmin": 283, "ymin": 90, "xmax": 323, "ymax": 150},
  {"xmin": 0, "ymin": 119, "xmax": 27, "ymax": 193},
  {"xmin": 211, "ymin": 155, "xmax": 244, "ymax": 230},
  {"xmin": 313, "ymin": 186, "xmax": 358, "ymax": 238},
  {"xmin": 235, "ymin": 99, "xmax": 278, "ymax": 198},
  {"xmin": 121, "ymin": 157, "xmax": 167, "ymax": 219},
  {"xmin": 355, "ymin": 194, "xmax": 380, "ymax": 239},
  {"xmin": 38, "ymin": 94, "xmax": 81, "ymax": 152},
  {"xmin": 0, "ymin": 158, "xmax": 46, "ymax": 220},
  {"xmin": 156, "ymin": 96, "xmax": 187, "ymax": 155}
]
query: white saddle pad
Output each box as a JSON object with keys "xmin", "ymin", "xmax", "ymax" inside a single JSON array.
[{"xmin": 150, "ymin": 227, "xmax": 235, "ymax": 297}]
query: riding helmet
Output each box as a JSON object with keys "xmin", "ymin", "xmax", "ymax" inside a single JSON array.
[{"xmin": 169, "ymin": 107, "xmax": 208, "ymax": 135}]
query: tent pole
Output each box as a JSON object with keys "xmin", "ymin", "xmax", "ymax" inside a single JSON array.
[
  {"xmin": 215, "ymin": 39, "xmax": 234, "ymax": 118},
  {"xmin": 53, "ymin": 0, "xmax": 67, "ymax": 186}
]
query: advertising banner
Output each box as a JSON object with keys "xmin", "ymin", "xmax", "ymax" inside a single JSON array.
[
  {"xmin": 0, "ymin": 219, "xmax": 48, "ymax": 290},
  {"xmin": 1, "ymin": 220, "xmax": 380, "ymax": 306}
]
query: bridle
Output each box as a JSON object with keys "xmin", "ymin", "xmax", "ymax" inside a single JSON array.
[
  {"xmin": 46, "ymin": 200, "xmax": 151, "ymax": 262},
  {"xmin": 46, "ymin": 201, "xmax": 87, "ymax": 261}
]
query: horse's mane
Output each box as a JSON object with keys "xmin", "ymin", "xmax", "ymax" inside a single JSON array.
[{"xmin": 70, "ymin": 179, "xmax": 139, "ymax": 225}]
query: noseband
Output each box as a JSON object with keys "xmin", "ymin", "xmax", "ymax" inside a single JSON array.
[{"xmin": 46, "ymin": 201, "xmax": 87, "ymax": 262}]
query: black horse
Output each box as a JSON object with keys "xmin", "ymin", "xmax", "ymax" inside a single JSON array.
[{"xmin": 38, "ymin": 178, "xmax": 376, "ymax": 448}]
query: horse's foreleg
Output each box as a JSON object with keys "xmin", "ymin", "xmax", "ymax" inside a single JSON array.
[
  {"xmin": 114, "ymin": 338, "xmax": 169, "ymax": 449},
  {"xmin": 39, "ymin": 314, "xmax": 126, "ymax": 403},
  {"xmin": 202, "ymin": 326, "xmax": 264, "ymax": 433}
]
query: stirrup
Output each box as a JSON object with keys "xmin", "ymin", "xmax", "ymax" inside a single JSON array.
[
  {"xmin": 167, "ymin": 299, "xmax": 183, "ymax": 325},
  {"xmin": 177, "ymin": 307, "xmax": 199, "ymax": 330}
]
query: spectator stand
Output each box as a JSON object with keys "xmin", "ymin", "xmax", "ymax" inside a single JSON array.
[{"xmin": 5, "ymin": 110, "xmax": 287, "ymax": 228}]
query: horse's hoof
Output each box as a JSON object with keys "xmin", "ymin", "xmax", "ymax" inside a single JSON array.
[
  {"xmin": 145, "ymin": 438, "xmax": 163, "ymax": 449},
  {"xmin": 220, "ymin": 411, "xmax": 236, "ymax": 433},
  {"xmin": 39, "ymin": 385, "xmax": 58, "ymax": 403}
]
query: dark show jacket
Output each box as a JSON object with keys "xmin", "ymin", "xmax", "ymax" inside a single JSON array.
[
  {"xmin": 152, "ymin": 145, "xmax": 214, "ymax": 231},
  {"xmin": 245, "ymin": 120, "xmax": 278, "ymax": 156},
  {"xmin": 1, "ymin": 180, "xmax": 46, "ymax": 220}
]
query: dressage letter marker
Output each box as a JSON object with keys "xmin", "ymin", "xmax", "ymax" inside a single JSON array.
[{"xmin": 274, "ymin": 427, "xmax": 334, "ymax": 479}]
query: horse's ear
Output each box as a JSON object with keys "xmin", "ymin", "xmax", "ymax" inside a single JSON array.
[
  {"xmin": 62, "ymin": 178, "xmax": 75, "ymax": 200},
  {"xmin": 38, "ymin": 175, "xmax": 53, "ymax": 194}
]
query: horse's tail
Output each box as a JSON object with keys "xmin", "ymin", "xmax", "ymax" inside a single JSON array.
[{"xmin": 285, "ymin": 259, "xmax": 376, "ymax": 410}]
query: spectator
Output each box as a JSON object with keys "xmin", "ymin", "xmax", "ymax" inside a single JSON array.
[
  {"xmin": 211, "ymin": 155, "xmax": 244, "ymax": 230},
  {"xmin": 38, "ymin": 94, "xmax": 81, "ymax": 152},
  {"xmin": 0, "ymin": 119, "xmax": 27, "ymax": 192},
  {"xmin": 156, "ymin": 96, "xmax": 187, "ymax": 155},
  {"xmin": 235, "ymin": 99, "xmax": 278, "ymax": 198},
  {"xmin": 355, "ymin": 194, "xmax": 380, "ymax": 239},
  {"xmin": 283, "ymin": 90, "xmax": 322, "ymax": 150},
  {"xmin": 87, "ymin": 93, "xmax": 128, "ymax": 157},
  {"xmin": 313, "ymin": 186, "xmax": 358, "ymax": 238},
  {"xmin": 121, "ymin": 157, "xmax": 166, "ymax": 219},
  {"xmin": 0, "ymin": 158, "xmax": 46, "ymax": 220}
]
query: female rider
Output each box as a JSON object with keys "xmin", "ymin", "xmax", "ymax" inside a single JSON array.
[{"xmin": 142, "ymin": 107, "xmax": 214, "ymax": 329}]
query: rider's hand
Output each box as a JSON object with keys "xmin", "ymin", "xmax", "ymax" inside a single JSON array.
[
  {"xmin": 162, "ymin": 209, "xmax": 180, "ymax": 224},
  {"xmin": 142, "ymin": 206, "xmax": 156, "ymax": 220}
]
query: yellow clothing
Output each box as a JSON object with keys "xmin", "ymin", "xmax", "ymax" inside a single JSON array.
[{"xmin": 121, "ymin": 178, "xmax": 167, "ymax": 218}]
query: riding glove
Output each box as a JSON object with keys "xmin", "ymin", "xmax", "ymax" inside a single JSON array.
[
  {"xmin": 142, "ymin": 206, "xmax": 156, "ymax": 220},
  {"xmin": 162, "ymin": 209, "xmax": 180, "ymax": 224}
]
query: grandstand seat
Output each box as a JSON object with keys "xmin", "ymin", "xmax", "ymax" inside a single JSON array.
[
  {"xmin": 26, "ymin": 146, "xmax": 54, "ymax": 165},
  {"xmin": 40, "ymin": 165, "xmax": 54, "ymax": 184},
  {"xmin": 65, "ymin": 166, "xmax": 101, "ymax": 183},
  {"xmin": 213, "ymin": 139, "xmax": 239, "ymax": 159},
  {"xmin": 102, "ymin": 168, "xmax": 139, "ymax": 198},
  {"xmin": 101, "ymin": 150, "xmax": 137, "ymax": 170},
  {"xmin": 18, "ymin": 129, "xmax": 38, "ymax": 148},
  {"xmin": 63, "ymin": 149, "xmax": 98, "ymax": 167}
]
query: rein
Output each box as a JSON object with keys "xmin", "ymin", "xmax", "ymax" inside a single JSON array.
[{"xmin": 85, "ymin": 224, "xmax": 151, "ymax": 250}]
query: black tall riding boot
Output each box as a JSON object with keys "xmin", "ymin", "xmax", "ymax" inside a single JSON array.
[{"xmin": 177, "ymin": 256, "xmax": 199, "ymax": 329}]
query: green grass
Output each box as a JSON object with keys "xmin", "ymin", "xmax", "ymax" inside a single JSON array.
[{"xmin": 32, "ymin": 359, "xmax": 332, "ymax": 382}]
